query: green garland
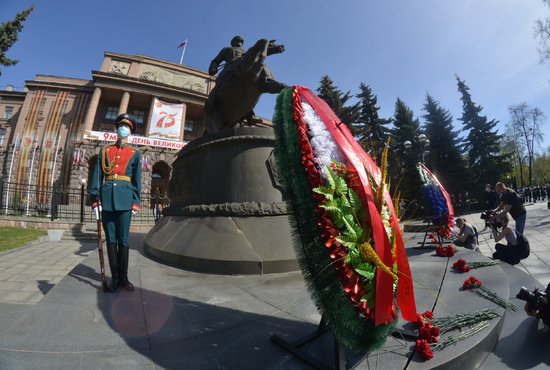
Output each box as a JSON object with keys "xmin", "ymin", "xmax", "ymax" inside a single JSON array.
[{"xmin": 273, "ymin": 88, "xmax": 396, "ymax": 350}]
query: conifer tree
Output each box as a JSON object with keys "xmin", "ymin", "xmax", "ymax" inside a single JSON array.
[
  {"xmin": 456, "ymin": 76, "xmax": 509, "ymax": 198},
  {"xmin": 422, "ymin": 94, "xmax": 469, "ymax": 195},
  {"xmin": 354, "ymin": 82, "xmax": 391, "ymax": 157},
  {"xmin": 316, "ymin": 75, "xmax": 360, "ymax": 130},
  {"xmin": 389, "ymin": 98, "xmax": 422, "ymax": 208},
  {"xmin": 0, "ymin": 5, "xmax": 34, "ymax": 76}
]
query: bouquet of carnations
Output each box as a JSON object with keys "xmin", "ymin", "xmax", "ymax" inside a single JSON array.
[
  {"xmin": 436, "ymin": 244, "xmax": 456, "ymax": 257},
  {"xmin": 272, "ymin": 86, "xmax": 417, "ymax": 350},
  {"xmin": 453, "ymin": 258, "xmax": 498, "ymax": 273},
  {"xmin": 415, "ymin": 309, "xmax": 499, "ymax": 361},
  {"xmin": 462, "ymin": 276, "xmax": 517, "ymax": 311}
]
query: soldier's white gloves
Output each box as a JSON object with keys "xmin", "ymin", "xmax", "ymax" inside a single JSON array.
[
  {"xmin": 132, "ymin": 210, "xmax": 138, "ymax": 216},
  {"xmin": 93, "ymin": 205, "xmax": 102, "ymax": 220}
]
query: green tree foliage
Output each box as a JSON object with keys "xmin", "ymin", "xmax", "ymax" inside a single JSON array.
[
  {"xmin": 533, "ymin": 152, "xmax": 550, "ymax": 184},
  {"xmin": 354, "ymin": 83, "xmax": 391, "ymax": 156},
  {"xmin": 456, "ymin": 76, "xmax": 509, "ymax": 198},
  {"xmin": 0, "ymin": 5, "xmax": 34, "ymax": 76},
  {"xmin": 316, "ymin": 75, "xmax": 360, "ymax": 130},
  {"xmin": 508, "ymin": 102, "xmax": 545, "ymax": 186},
  {"xmin": 422, "ymin": 94, "xmax": 469, "ymax": 195},
  {"xmin": 389, "ymin": 98, "xmax": 422, "ymax": 207},
  {"xmin": 501, "ymin": 128, "xmax": 527, "ymax": 188}
]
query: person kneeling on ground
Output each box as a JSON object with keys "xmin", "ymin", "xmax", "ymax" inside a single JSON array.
[
  {"xmin": 453, "ymin": 217, "xmax": 478, "ymax": 250},
  {"xmin": 491, "ymin": 213, "xmax": 521, "ymax": 265}
]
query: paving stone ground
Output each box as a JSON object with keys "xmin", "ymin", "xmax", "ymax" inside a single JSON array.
[
  {"xmin": 0, "ymin": 202, "xmax": 547, "ymax": 369},
  {"xmin": 0, "ymin": 240, "xmax": 95, "ymax": 304}
]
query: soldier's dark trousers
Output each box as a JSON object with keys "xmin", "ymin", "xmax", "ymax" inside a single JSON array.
[{"xmin": 103, "ymin": 210, "xmax": 133, "ymax": 292}]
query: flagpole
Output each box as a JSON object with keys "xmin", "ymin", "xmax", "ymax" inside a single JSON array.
[
  {"xmin": 179, "ymin": 39, "xmax": 188, "ymax": 65},
  {"xmin": 4, "ymin": 132, "xmax": 19, "ymax": 214}
]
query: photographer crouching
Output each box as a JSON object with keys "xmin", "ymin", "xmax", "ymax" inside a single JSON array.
[
  {"xmin": 518, "ymin": 283, "xmax": 550, "ymax": 328},
  {"xmin": 489, "ymin": 213, "xmax": 525, "ymax": 265}
]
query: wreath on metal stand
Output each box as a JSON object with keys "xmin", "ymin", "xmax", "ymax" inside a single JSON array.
[{"xmin": 270, "ymin": 86, "xmax": 418, "ymax": 367}]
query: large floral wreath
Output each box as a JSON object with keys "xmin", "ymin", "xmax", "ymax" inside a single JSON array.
[
  {"xmin": 273, "ymin": 86, "xmax": 417, "ymax": 350},
  {"xmin": 417, "ymin": 163, "xmax": 454, "ymax": 238}
]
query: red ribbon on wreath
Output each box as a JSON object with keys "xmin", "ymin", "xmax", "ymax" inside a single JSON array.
[{"xmin": 297, "ymin": 86, "xmax": 417, "ymax": 325}]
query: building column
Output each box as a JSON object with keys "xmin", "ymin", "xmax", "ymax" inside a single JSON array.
[
  {"xmin": 83, "ymin": 87, "xmax": 102, "ymax": 134},
  {"xmin": 118, "ymin": 91, "xmax": 131, "ymax": 115},
  {"xmin": 145, "ymin": 97, "xmax": 156, "ymax": 137},
  {"xmin": 179, "ymin": 103, "xmax": 187, "ymax": 142}
]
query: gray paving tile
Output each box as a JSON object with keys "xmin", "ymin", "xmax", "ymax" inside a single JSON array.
[{"xmin": 0, "ymin": 203, "xmax": 547, "ymax": 368}]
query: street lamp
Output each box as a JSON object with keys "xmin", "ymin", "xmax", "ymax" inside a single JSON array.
[{"xmin": 403, "ymin": 134, "xmax": 430, "ymax": 163}]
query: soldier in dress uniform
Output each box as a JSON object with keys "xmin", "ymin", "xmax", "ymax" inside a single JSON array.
[{"xmin": 90, "ymin": 113, "xmax": 142, "ymax": 292}]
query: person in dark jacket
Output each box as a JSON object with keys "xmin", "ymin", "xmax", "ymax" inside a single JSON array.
[
  {"xmin": 493, "ymin": 182, "xmax": 526, "ymax": 234},
  {"xmin": 484, "ymin": 183, "xmax": 498, "ymax": 210}
]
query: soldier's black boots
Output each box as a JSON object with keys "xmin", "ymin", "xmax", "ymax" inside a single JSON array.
[
  {"xmin": 106, "ymin": 244, "xmax": 119, "ymax": 292},
  {"xmin": 109, "ymin": 275, "xmax": 119, "ymax": 293},
  {"xmin": 118, "ymin": 247, "xmax": 134, "ymax": 292}
]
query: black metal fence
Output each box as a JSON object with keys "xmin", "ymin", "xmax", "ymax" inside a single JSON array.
[{"xmin": 0, "ymin": 181, "xmax": 169, "ymax": 224}]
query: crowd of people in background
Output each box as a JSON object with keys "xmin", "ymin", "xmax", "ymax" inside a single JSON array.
[
  {"xmin": 451, "ymin": 191, "xmax": 471, "ymax": 214},
  {"xmin": 516, "ymin": 184, "xmax": 550, "ymax": 204}
]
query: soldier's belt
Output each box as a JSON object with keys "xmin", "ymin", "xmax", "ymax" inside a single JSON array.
[{"xmin": 105, "ymin": 175, "xmax": 131, "ymax": 182}]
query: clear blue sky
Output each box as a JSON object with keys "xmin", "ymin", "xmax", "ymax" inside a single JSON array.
[{"xmin": 2, "ymin": 0, "xmax": 550, "ymax": 151}]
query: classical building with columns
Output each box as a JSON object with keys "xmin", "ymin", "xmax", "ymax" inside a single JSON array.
[{"xmin": 0, "ymin": 51, "xmax": 219, "ymax": 218}]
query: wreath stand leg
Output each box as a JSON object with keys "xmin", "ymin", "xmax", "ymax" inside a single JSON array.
[
  {"xmin": 271, "ymin": 316, "xmax": 347, "ymax": 370},
  {"xmin": 414, "ymin": 220, "xmax": 441, "ymax": 248}
]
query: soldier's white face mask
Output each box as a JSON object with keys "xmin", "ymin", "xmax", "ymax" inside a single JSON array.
[{"xmin": 117, "ymin": 125, "xmax": 131, "ymax": 139}]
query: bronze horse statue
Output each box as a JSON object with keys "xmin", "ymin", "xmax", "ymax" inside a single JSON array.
[{"xmin": 204, "ymin": 38, "xmax": 287, "ymax": 134}]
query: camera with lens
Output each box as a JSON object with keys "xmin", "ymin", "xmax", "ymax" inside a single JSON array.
[
  {"xmin": 480, "ymin": 210, "xmax": 502, "ymax": 229},
  {"xmin": 517, "ymin": 283, "xmax": 550, "ymax": 327}
]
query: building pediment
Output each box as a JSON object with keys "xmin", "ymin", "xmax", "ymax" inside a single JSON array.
[{"xmin": 137, "ymin": 64, "xmax": 208, "ymax": 94}]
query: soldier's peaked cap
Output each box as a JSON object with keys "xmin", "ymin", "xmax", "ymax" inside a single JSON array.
[
  {"xmin": 231, "ymin": 35, "xmax": 244, "ymax": 45},
  {"xmin": 115, "ymin": 113, "xmax": 137, "ymax": 133}
]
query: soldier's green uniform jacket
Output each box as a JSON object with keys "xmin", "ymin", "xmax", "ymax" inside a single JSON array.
[{"xmin": 90, "ymin": 143, "xmax": 142, "ymax": 212}]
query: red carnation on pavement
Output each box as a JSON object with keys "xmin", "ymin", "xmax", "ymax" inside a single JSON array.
[
  {"xmin": 463, "ymin": 276, "xmax": 482, "ymax": 290},
  {"xmin": 419, "ymin": 323, "xmax": 441, "ymax": 343},
  {"xmin": 436, "ymin": 245, "xmax": 456, "ymax": 257},
  {"xmin": 416, "ymin": 339, "xmax": 434, "ymax": 360},
  {"xmin": 453, "ymin": 258, "xmax": 471, "ymax": 272},
  {"xmin": 417, "ymin": 310, "xmax": 434, "ymax": 327},
  {"xmin": 421, "ymin": 310, "xmax": 433, "ymax": 320}
]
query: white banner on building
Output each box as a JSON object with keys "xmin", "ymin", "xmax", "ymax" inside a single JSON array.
[
  {"xmin": 148, "ymin": 98, "xmax": 183, "ymax": 140},
  {"xmin": 83, "ymin": 130, "xmax": 187, "ymax": 150}
]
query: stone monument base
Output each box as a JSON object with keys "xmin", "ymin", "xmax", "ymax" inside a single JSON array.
[
  {"xmin": 143, "ymin": 127, "xmax": 299, "ymax": 275},
  {"xmin": 144, "ymin": 214, "xmax": 298, "ymax": 274}
]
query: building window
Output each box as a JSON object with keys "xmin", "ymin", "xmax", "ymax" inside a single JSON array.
[
  {"xmin": 0, "ymin": 128, "xmax": 6, "ymax": 145},
  {"xmin": 105, "ymin": 106, "xmax": 118, "ymax": 120},
  {"xmin": 3, "ymin": 106, "xmax": 13, "ymax": 120},
  {"xmin": 185, "ymin": 119, "xmax": 194, "ymax": 132},
  {"xmin": 133, "ymin": 110, "xmax": 145, "ymax": 124}
]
